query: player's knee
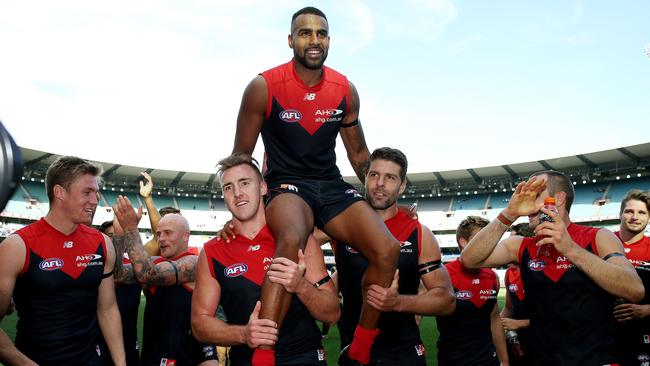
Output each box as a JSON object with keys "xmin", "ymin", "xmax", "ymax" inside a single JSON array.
[
  {"xmin": 367, "ymin": 238, "xmax": 400, "ymax": 268},
  {"xmin": 275, "ymin": 231, "xmax": 306, "ymax": 252}
]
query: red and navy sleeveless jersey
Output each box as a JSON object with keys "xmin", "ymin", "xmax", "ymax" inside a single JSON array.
[
  {"xmin": 436, "ymin": 259, "xmax": 499, "ymax": 366},
  {"xmin": 141, "ymin": 252, "xmax": 197, "ymax": 366},
  {"xmin": 333, "ymin": 210, "xmax": 423, "ymax": 351},
  {"xmin": 203, "ymin": 225, "xmax": 324, "ymax": 365},
  {"xmin": 260, "ymin": 59, "xmax": 351, "ymax": 181},
  {"xmin": 13, "ymin": 218, "xmax": 107, "ymax": 365},
  {"xmin": 614, "ymin": 232, "xmax": 650, "ymax": 365},
  {"xmin": 505, "ymin": 266, "xmax": 528, "ymax": 320},
  {"xmin": 519, "ymin": 223, "xmax": 618, "ymax": 366},
  {"xmin": 615, "ymin": 232, "xmax": 650, "ymax": 302}
]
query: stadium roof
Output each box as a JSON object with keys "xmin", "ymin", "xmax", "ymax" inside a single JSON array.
[{"xmin": 18, "ymin": 142, "xmax": 650, "ymax": 198}]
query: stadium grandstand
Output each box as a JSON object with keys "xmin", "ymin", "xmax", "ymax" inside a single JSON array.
[{"xmin": 2, "ymin": 143, "xmax": 650, "ymax": 273}]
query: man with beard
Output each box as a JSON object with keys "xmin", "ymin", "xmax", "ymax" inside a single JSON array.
[
  {"xmin": 460, "ymin": 170, "xmax": 644, "ymax": 366},
  {"xmin": 191, "ymin": 153, "xmax": 339, "ymax": 365},
  {"xmin": 113, "ymin": 198, "xmax": 217, "ymax": 366},
  {"xmin": 232, "ymin": 6, "xmax": 400, "ymax": 365},
  {"xmin": 614, "ymin": 189, "xmax": 650, "ymax": 366},
  {"xmin": 330, "ymin": 147, "xmax": 455, "ymax": 365}
]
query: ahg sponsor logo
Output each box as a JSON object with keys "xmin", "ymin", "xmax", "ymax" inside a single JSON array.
[
  {"xmin": 314, "ymin": 109, "xmax": 344, "ymax": 123},
  {"xmin": 279, "ymin": 110, "xmax": 302, "ymax": 123},
  {"xmin": 456, "ymin": 290, "xmax": 473, "ymax": 300},
  {"xmin": 224, "ymin": 263, "xmax": 248, "ymax": 277},
  {"xmin": 39, "ymin": 258, "xmax": 64, "ymax": 271},
  {"xmin": 76, "ymin": 254, "xmax": 102, "ymax": 262},
  {"xmin": 527, "ymin": 259, "xmax": 546, "ymax": 271}
]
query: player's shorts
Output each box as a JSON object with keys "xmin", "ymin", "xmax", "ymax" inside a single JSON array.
[
  {"xmin": 615, "ymin": 323, "xmax": 650, "ymax": 366},
  {"xmin": 276, "ymin": 347, "xmax": 328, "ymax": 365},
  {"xmin": 370, "ymin": 342, "xmax": 427, "ymax": 366},
  {"xmin": 265, "ymin": 178, "xmax": 364, "ymax": 228},
  {"xmin": 192, "ymin": 336, "xmax": 218, "ymax": 364}
]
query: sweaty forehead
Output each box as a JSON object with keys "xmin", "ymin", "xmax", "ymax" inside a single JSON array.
[{"xmin": 292, "ymin": 13, "xmax": 328, "ymax": 32}]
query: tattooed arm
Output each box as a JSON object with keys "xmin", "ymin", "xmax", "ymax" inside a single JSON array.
[
  {"xmin": 110, "ymin": 212, "xmax": 138, "ymax": 285},
  {"xmin": 123, "ymin": 229, "xmax": 197, "ymax": 286},
  {"xmin": 114, "ymin": 195, "xmax": 197, "ymax": 286}
]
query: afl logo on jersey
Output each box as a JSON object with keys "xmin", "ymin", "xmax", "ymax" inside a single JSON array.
[
  {"xmin": 39, "ymin": 258, "xmax": 64, "ymax": 271},
  {"xmin": 456, "ymin": 290, "xmax": 473, "ymax": 300},
  {"xmin": 527, "ymin": 259, "xmax": 546, "ymax": 271},
  {"xmin": 224, "ymin": 263, "xmax": 248, "ymax": 277},
  {"xmin": 279, "ymin": 109, "xmax": 302, "ymax": 123},
  {"xmin": 508, "ymin": 284, "xmax": 518, "ymax": 292}
]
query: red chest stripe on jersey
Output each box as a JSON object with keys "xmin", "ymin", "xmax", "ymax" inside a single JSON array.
[
  {"xmin": 506, "ymin": 267, "xmax": 525, "ymax": 301},
  {"xmin": 17, "ymin": 220, "xmax": 106, "ymax": 280},
  {"xmin": 204, "ymin": 225, "xmax": 276, "ymax": 286},
  {"xmin": 385, "ymin": 211, "xmax": 421, "ymax": 254},
  {"xmin": 615, "ymin": 232, "xmax": 650, "ymax": 269},
  {"xmin": 446, "ymin": 260, "xmax": 498, "ymax": 309},
  {"xmin": 521, "ymin": 223, "xmax": 599, "ymax": 282},
  {"xmin": 263, "ymin": 60, "xmax": 350, "ymax": 136}
]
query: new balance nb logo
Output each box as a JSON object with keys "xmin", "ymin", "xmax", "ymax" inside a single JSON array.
[{"xmin": 304, "ymin": 93, "xmax": 316, "ymax": 101}]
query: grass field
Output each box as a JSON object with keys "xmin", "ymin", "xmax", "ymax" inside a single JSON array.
[{"xmin": 1, "ymin": 294, "xmax": 506, "ymax": 365}]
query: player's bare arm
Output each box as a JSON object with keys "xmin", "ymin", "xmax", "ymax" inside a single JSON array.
[
  {"xmin": 233, "ymin": 76, "xmax": 268, "ymax": 155},
  {"xmin": 267, "ymin": 235, "xmax": 340, "ymax": 324},
  {"xmin": 338, "ymin": 81, "xmax": 370, "ymax": 182},
  {"xmin": 490, "ymin": 301, "xmax": 509, "ymax": 366},
  {"xmin": 461, "ymin": 177, "xmax": 546, "ymax": 268},
  {"xmin": 110, "ymin": 229, "xmax": 137, "ymax": 285},
  {"xmin": 367, "ymin": 226, "xmax": 455, "ymax": 315},
  {"xmin": 0, "ymin": 235, "xmax": 36, "ymax": 365},
  {"xmin": 139, "ymin": 172, "xmax": 162, "ymax": 256},
  {"xmin": 114, "ymin": 196, "xmax": 197, "ymax": 286},
  {"xmin": 97, "ymin": 237, "xmax": 126, "ymax": 366},
  {"xmin": 191, "ymin": 251, "xmax": 278, "ymax": 347},
  {"xmin": 534, "ymin": 215, "xmax": 644, "ymax": 302},
  {"xmin": 500, "ymin": 288, "xmax": 529, "ymax": 331}
]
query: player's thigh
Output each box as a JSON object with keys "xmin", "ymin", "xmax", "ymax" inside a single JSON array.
[
  {"xmin": 324, "ymin": 201, "xmax": 397, "ymax": 259},
  {"xmin": 266, "ymin": 192, "xmax": 315, "ymax": 250}
]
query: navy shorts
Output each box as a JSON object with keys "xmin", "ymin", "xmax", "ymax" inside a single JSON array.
[
  {"xmin": 265, "ymin": 178, "xmax": 364, "ymax": 229},
  {"xmin": 192, "ymin": 337, "xmax": 218, "ymax": 364},
  {"xmin": 370, "ymin": 342, "xmax": 427, "ymax": 366}
]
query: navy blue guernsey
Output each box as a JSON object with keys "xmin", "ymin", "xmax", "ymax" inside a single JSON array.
[
  {"xmin": 260, "ymin": 59, "xmax": 351, "ymax": 181},
  {"xmin": 141, "ymin": 252, "xmax": 198, "ymax": 366},
  {"xmin": 203, "ymin": 225, "xmax": 325, "ymax": 365},
  {"xmin": 13, "ymin": 218, "xmax": 107, "ymax": 365},
  {"xmin": 519, "ymin": 223, "xmax": 618, "ymax": 366},
  {"xmin": 334, "ymin": 210, "xmax": 423, "ymax": 352},
  {"xmin": 437, "ymin": 260, "xmax": 500, "ymax": 366},
  {"xmin": 505, "ymin": 266, "xmax": 528, "ymax": 321}
]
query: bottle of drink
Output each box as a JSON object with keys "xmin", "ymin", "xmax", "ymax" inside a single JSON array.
[
  {"xmin": 537, "ymin": 197, "xmax": 559, "ymax": 256},
  {"xmin": 505, "ymin": 330, "xmax": 526, "ymax": 359}
]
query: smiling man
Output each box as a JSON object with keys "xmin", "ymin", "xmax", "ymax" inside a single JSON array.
[
  {"xmin": 232, "ymin": 7, "xmax": 401, "ymax": 365},
  {"xmin": 614, "ymin": 189, "xmax": 650, "ymax": 366},
  {"xmin": 0, "ymin": 156, "xmax": 125, "ymax": 366},
  {"xmin": 191, "ymin": 153, "xmax": 338, "ymax": 365}
]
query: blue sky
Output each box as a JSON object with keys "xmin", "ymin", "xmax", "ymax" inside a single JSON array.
[{"xmin": 1, "ymin": 1, "xmax": 648, "ymax": 176}]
